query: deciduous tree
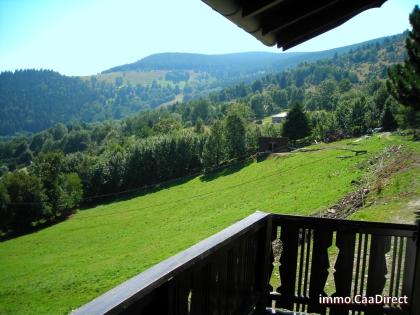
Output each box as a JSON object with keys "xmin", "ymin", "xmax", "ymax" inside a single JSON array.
[{"xmin": 1, "ymin": 171, "xmax": 49, "ymax": 232}]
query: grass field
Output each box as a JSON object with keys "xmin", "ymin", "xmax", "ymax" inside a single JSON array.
[
  {"xmin": 0, "ymin": 135, "xmax": 418, "ymax": 315},
  {"xmin": 81, "ymin": 70, "xmax": 167, "ymax": 85},
  {"xmin": 351, "ymin": 158, "xmax": 419, "ymax": 223},
  {"xmin": 81, "ymin": 70, "xmax": 202, "ymax": 87}
]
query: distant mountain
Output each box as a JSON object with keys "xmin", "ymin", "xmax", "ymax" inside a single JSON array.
[
  {"xmin": 103, "ymin": 52, "xmax": 309, "ymax": 76},
  {"xmin": 0, "ymin": 33, "xmax": 406, "ymax": 136},
  {"xmin": 102, "ymin": 34, "xmax": 401, "ymax": 76}
]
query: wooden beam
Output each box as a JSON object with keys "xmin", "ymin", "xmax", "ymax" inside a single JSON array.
[
  {"xmin": 271, "ymin": 214, "xmax": 417, "ymax": 236},
  {"xmin": 261, "ymin": 0, "xmax": 341, "ymax": 36},
  {"xmin": 280, "ymin": 14, "xmax": 357, "ymax": 50},
  {"xmin": 274, "ymin": 0, "xmax": 386, "ymax": 49},
  {"xmin": 241, "ymin": 0, "xmax": 284, "ymax": 18}
]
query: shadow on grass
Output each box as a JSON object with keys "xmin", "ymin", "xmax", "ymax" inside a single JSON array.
[
  {"xmin": 256, "ymin": 152, "xmax": 270, "ymax": 162},
  {"xmin": 0, "ymin": 174, "xmax": 199, "ymax": 242},
  {"xmin": 0, "ymin": 212, "xmax": 72, "ymax": 242},
  {"xmin": 200, "ymin": 159, "xmax": 253, "ymax": 182},
  {"xmin": 80, "ymin": 174, "xmax": 198, "ymax": 210}
]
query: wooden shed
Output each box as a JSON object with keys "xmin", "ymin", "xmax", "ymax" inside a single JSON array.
[{"xmin": 258, "ymin": 136, "xmax": 289, "ymax": 152}]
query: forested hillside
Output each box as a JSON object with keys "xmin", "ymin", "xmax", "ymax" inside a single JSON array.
[
  {"xmin": 0, "ymin": 70, "xmax": 179, "ymax": 135},
  {"xmin": 0, "ymin": 33, "xmax": 406, "ymax": 136},
  {"xmin": 0, "ymin": 70, "xmax": 104, "ymax": 135}
]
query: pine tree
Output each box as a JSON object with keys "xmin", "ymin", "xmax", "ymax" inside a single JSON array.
[
  {"xmin": 282, "ymin": 103, "xmax": 311, "ymax": 141},
  {"xmin": 387, "ymin": 6, "xmax": 420, "ymax": 111},
  {"xmin": 202, "ymin": 121, "xmax": 226, "ymax": 169},
  {"xmin": 225, "ymin": 113, "xmax": 246, "ymax": 159},
  {"xmin": 381, "ymin": 105, "xmax": 398, "ymax": 131}
]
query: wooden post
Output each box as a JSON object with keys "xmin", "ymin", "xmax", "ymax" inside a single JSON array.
[
  {"xmin": 410, "ymin": 220, "xmax": 420, "ymax": 315},
  {"xmin": 255, "ymin": 214, "xmax": 274, "ymax": 314}
]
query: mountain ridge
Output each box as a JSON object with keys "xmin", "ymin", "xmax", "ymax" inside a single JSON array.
[{"xmin": 102, "ymin": 33, "xmax": 405, "ymax": 75}]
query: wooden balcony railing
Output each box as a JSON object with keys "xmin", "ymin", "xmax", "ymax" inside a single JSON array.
[
  {"xmin": 72, "ymin": 212, "xmax": 420, "ymax": 315},
  {"xmin": 269, "ymin": 214, "xmax": 420, "ymax": 315}
]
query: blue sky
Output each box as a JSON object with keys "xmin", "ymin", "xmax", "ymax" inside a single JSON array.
[{"xmin": 0, "ymin": 0, "xmax": 417, "ymax": 76}]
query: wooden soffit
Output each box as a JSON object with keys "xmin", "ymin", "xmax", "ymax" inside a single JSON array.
[{"xmin": 202, "ymin": 0, "xmax": 387, "ymax": 50}]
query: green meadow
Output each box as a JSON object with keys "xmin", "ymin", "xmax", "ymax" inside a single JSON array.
[{"xmin": 0, "ymin": 135, "xmax": 418, "ymax": 315}]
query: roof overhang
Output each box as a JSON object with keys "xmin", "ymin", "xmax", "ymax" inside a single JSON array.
[{"xmin": 202, "ymin": 0, "xmax": 387, "ymax": 50}]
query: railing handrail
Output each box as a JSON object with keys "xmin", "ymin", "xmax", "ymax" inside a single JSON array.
[
  {"xmin": 71, "ymin": 211, "xmax": 270, "ymax": 315},
  {"xmin": 272, "ymin": 213, "xmax": 418, "ymax": 237},
  {"xmin": 270, "ymin": 213, "xmax": 419, "ymax": 315}
]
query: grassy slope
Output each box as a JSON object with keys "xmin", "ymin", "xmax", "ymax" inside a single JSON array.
[
  {"xmin": 81, "ymin": 70, "xmax": 202, "ymax": 87},
  {"xmin": 351, "ymin": 169, "xmax": 419, "ymax": 223},
  {"xmin": 81, "ymin": 70, "xmax": 167, "ymax": 85},
  {"xmin": 0, "ymin": 135, "xmax": 417, "ymax": 315},
  {"xmin": 351, "ymin": 139, "xmax": 420, "ymax": 223}
]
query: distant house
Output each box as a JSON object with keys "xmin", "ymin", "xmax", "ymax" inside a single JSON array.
[
  {"xmin": 271, "ymin": 112, "xmax": 287, "ymax": 124},
  {"xmin": 258, "ymin": 137, "xmax": 289, "ymax": 153}
]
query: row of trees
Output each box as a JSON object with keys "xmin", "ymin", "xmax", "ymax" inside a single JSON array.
[
  {"xmin": 0, "ymin": 109, "xmax": 258, "ymax": 234},
  {"xmin": 0, "ymin": 100, "xmax": 320, "ymax": 234}
]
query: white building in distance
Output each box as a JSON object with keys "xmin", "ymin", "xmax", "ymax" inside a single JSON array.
[{"xmin": 271, "ymin": 112, "xmax": 288, "ymax": 124}]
